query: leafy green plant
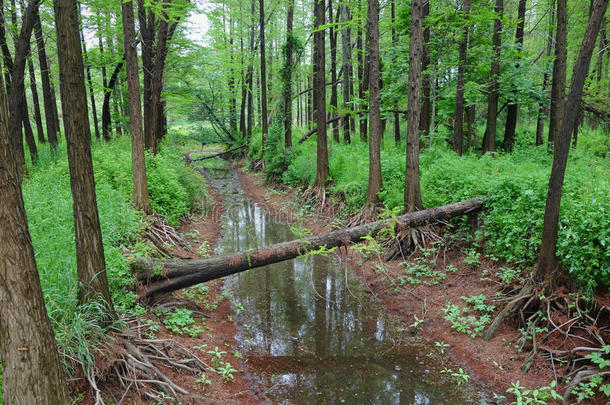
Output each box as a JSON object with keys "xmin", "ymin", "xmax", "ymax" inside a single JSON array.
[
  {"xmin": 506, "ymin": 380, "xmax": 562, "ymax": 404},
  {"xmin": 442, "ymin": 295, "xmax": 495, "ymax": 338},
  {"xmin": 217, "ymin": 361, "xmax": 238, "ymax": 382},
  {"xmin": 162, "ymin": 308, "xmax": 203, "ymax": 337},
  {"xmin": 441, "ymin": 367, "xmax": 470, "ymax": 386}
]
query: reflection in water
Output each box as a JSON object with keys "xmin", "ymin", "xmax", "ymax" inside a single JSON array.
[{"xmin": 210, "ymin": 170, "xmax": 484, "ymax": 404}]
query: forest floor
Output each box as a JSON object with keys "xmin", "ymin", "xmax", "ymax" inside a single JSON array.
[{"xmin": 231, "ymin": 159, "xmax": 609, "ymax": 405}]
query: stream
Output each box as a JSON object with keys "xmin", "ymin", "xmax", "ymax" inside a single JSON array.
[{"xmin": 206, "ymin": 165, "xmax": 487, "ymax": 404}]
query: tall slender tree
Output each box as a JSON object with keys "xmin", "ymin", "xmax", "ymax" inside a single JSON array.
[
  {"xmin": 366, "ymin": 0, "xmax": 382, "ymax": 205},
  {"xmin": 282, "ymin": 0, "xmax": 295, "ymax": 148},
  {"xmin": 391, "ymin": 0, "xmax": 400, "ymax": 145},
  {"xmin": 534, "ymin": 0, "xmax": 556, "ymax": 146},
  {"xmin": 483, "ymin": 0, "xmax": 503, "ymax": 153},
  {"xmin": 536, "ymin": 0, "xmax": 608, "ymax": 287},
  {"xmin": 33, "ymin": 11, "xmax": 58, "ymax": 147},
  {"xmin": 122, "ymin": 0, "xmax": 152, "ymax": 215},
  {"xmin": 453, "ymin": 0, "xmax": 471, "ymax": 156},
  {"xmin": 54, "ymin": 0, "xmax": 115, "ymax": 312},
  {"xmin": 419, "ymin": 0, "xmax": 431, "ymax": 138},
  {"xmin": 313, "ymin": 0, "xmax": 328, "ymax": 187},
  {"xmin": 340, "ymin": 1, "xmax": 353, "ymax": 144},
  {"xmin": 329, "ymin": 0, "xmax": 339, "ymax": 143},
  {"xmin": 404, "ymin": 0, "xmax": 424, "ymax": 212},
  {"xmin": 259, "ymin": 0, "xmax": 268, "ymax": 164},
  {"xmin": 547, "ymin": 0, "xmax": 567, "ymax": 149},
  {"xmin": 502, "ymin": 0, "xmax": 526, "ymax": 151}
]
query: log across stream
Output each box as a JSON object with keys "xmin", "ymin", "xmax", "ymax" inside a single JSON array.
[
  {"xmin": 145, "ymin": 164, "xmax": 489, "ymax": 403},
  {"xmin": 139, "ymin": 194, "xmax": 482, "ymax": 301}
]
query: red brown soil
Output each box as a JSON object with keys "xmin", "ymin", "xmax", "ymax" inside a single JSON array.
[
  {"xmin": 233, "ymin": 160, "xmax": 609, "ymax": 405},
  {"xmin": 74, "ymin": 171, "xmax": 260, "ymax": 404}
]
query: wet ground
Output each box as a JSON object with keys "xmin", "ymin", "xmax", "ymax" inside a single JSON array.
[{"xmin": 208, "ymin": 166, "xmax": 486, "ymax": 404}]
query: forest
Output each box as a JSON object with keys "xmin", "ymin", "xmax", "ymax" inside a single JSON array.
[{"xmin": 0, "ymin": 0, "xmax": 608, "ymax": 403}]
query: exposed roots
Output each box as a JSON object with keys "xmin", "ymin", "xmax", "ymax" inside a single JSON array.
[
  {"xmin": 81, "ymin": 316, "xmax": 209, "ymax": 404},
  {"xmin": 145, "ymin": 215, "xmax": 191, "ymax": 257},
  {"xmin": 382, "ymin": 225, "xmax": 446, "ymax": 262}
]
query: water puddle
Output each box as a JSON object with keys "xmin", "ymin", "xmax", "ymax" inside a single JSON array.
[{"xmin": 207, "ymin": 166, "xmax": 486, "ymax": 404}]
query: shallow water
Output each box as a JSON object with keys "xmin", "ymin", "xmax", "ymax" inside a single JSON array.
[{"xmin": 209, "ymin": 167, "xmax": 485, "ymax": 404}]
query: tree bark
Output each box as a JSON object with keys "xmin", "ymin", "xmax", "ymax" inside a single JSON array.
[
  {"xmin": 453, "ymin": 0, "xmax": 471, "ymax": 156},
  {"xmin": 27, "ymin": 47, "xmax": 44, "ymax": 144},
  {"xmin": 313, "ymin": 0, "xmax": 328, "ymax": 187},
  {"xmin": 404, "ymin": 0, "xmax": 424, "ymax": 213},
  {"xmin": 357, "ymin": 9, "xmax": 367, "ymax": 142},
  {"xmin": 246, "ymin": 0, "xmax": 255, "ymax": 140},
  {"xmin": 535, "ymin": 0, "xmax": 556, "ymax": 146},
  {"xmin": 0, "ymin": 72, "xmax": 71, "ymax": 405},
  {"xmin": 419, "ymin": 0, "xmax": 431, "ymax": 138},
  {"xmin": 283, "ymin": 0, "xmax": 295, "ymax": 148},
  {"xmin": 366, "ymin": 0, "xmax": 382, "ymax": 204},
  {"xmin": 340, "ymin": 2, "xmax": 353, "ymax": 144},
  {"xmin": 33, "ymin": 11, "xmax": 57, "ymax": 147},
  {"xmin": 329, "ymin": 0, "xmax": 339, "ymax": 143},
  {"xmin": 102, "ymin": 60, "xmax": 124, "ymax": 142},
  {"xmin": 54, "ymin": 0, "xmax": 115, "ymax": 312},
  {"xmin": 547, "ymin": 0, "xmax": 567, "ymax": 149},
  {"xmin": 259, "ymin": 0, "xmax": 268, "ymax": 163},
  {"xmin": 141, "ymin": 198, "xmax": 484, "ymax": 300},
  {"xmin": 483, "ymin": 0, "xmax": 503, "ymax": 153},
  {"xmin": 122, "ymin": 0, "xmax": 152, "ymax": 215},
  {"xmin": 536, "ymin": 0, "xmax": 608, "ymax": 287},
  {"xmin": 78, "ymin": 14, "xmax": 100, "ymax": 141},
  {"xmin": 138, "ymin": 0, "xmax": 154, "ymax": 149},
  {"xmin": 502, "ymin": 0, "xmax": 526, "ymax": 152},
  {"xmin": 391, "ymin": 0, "xmax": 399, "ymax": 145}
]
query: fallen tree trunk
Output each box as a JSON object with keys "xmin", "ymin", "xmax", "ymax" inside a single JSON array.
[
  {"xmin": 138, "ymin": 197, "xmax": 483, "ymax": 302},
  {"xmin": 187, "ymin": 145, "xmax": 247, "ymax": 162},
  {"xmin": 297, "ymin": 114, "xmax": 348, "ymax": 144}
]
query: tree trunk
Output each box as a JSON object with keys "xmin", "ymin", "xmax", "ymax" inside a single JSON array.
[
  {"xmin": 453, "ymin": 0, "xmax": 470, "ymax": 156},
  {"xmin": 502, "ymin": 0, "xmax": 526, "ymax": 151},
  {"xmin": 357, "ymin": 10, "xmax": 367, "ymax": 142},
  {"xmin": 140, "ymin": 197, "xmax": 483, "ymax": 300},
  {"xmin": 0, "ymin": 73, "xmax": 71, "ymax": 405},
  {"xmin": 329, "ymin": 0, "xmax": 339, "ymax": 143},
  {"xmin": 138, "ymin": 0, "xmax": 154, "ymax": 149},
  {"xmin": 404, "ymin": 0, "xmax": 424, "ymax": 212},
  {"xmin": 54, "ymin": 0, "xmax": 115, "ymax": 312},
  {"xmin": 340, "ymin": 2, "xmax": 352, "ymax": 144},
  {"xmin": 535, "ymin": 0, "xmax": 556, "ymax": 146},
  {"xmin": 22, "ymin": 98, "xmax": 37, "ymax": 163},
  {"xmin": 27, "ymin": 53, "xmax": 44, "ymax": 144},
  {"xmin": 547, "ymin": 0, "xmax": 567, "ymax": 149},
  {"xmin": 1, "ymin": 0, "xmax": 40, "ymax": 178},
  {"xmin": 259, "ymin": 0, "xmax": 268, "ymax": 163},
  {"xmin": 122, "ymin": 0, "xmax": 152, "ymax": 215},
  {"xmin": 102, "ymin": 60, "xmax": 124, "ymax": 142},
  {"xmin": 483, "ymin": 0, "xmax": 503, "ymax": 153},
  {"xmin": 246, "ymin": 0, "xmax": 255, "ymax": 140},
  {"xmin": 419, "ymin": 0, "xmax": 431, "ymax": 138},
  {"xmin": 313, "ymin": 0, "xmax": 328, "ymax": 187},
  {"xmin": 33, "ymin": 11, "xmax": 57, "ymax": 147},
  {"xmin": 536, "ymin": 0, "xmax": 608, "ymax": 287},
  {"xmin": 150, "ymin": 16, "xmax": 170, "ymax": 154},
  {"xmin": 283, "ymin": 0, "xmax": 295, "ymax": 148},
  {"xmin": 79, "ymin": 12, "xmax": 100, "ymax": 141},
  {"xmin": 366, "ymin": 0, "xmax": 382, "ymax": 205},
  {"xmin": 391, "ymin": 0, "xmax": 399, "ymax": 146}
]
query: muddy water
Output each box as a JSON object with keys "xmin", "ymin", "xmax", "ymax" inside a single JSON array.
[{"xmin": 209, "ymin": 167, "xmax": 485, "ymax": 404}]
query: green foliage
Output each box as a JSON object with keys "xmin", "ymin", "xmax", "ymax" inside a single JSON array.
[
  {"xmin": 506, "ymin": 380, "xmax": 562, "ymax": 404},
  {"xmin": 264, "ymin": 124, "xmax": 295, "ymax": 182},
  {"xmin": 91, "ymin": 136, "xmax": 202, "ymax": 225},
  {"xmin": 162, "ymin": 308, "xmax": 204, "ymax": 337},
  {"xmin": 442, "ymin": 295, "xmax": 495, "ymax": 338}
]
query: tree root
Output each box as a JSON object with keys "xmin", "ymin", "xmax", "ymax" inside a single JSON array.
[
  {"xmin": 146, "ymin": 215, "xmax": 192, "ymax": 256},
  {"xmin": 81, "ymin": 316, "xmax": 208, "ymax": 404},
  {"xmin": 483, "ymin": 279, "xmax": 535, "ymax": 341}
]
